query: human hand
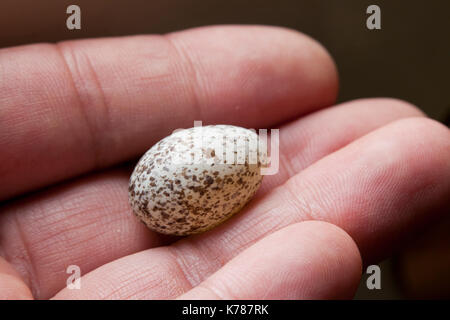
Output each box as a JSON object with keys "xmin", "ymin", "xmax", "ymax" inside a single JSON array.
[{"xmin": 0, "ymin": 25, "xmax": 449, "ymax": 300}]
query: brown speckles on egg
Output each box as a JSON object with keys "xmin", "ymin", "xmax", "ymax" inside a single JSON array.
[
  {"xmin": 204, "ymin": 175, "xmax": 214, "ymax": 186},
  {"xmin": 128, "ymin": 125, "xmax": 266, "ymax": 236}
]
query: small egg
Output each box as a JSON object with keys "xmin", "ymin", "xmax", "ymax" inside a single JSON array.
[{"xmin": 128, "ymin": 125, "xmax": 266, "ymax": 236}]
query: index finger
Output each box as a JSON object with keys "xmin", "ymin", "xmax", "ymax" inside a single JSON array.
[{"xmin": 0, "ymin": 25, "xmax": 338, "ymax": 201}]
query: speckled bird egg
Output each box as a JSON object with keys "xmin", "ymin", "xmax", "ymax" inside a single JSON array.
[{"xmin": 128, "ymin": 125, "xmax": 266, "ymax": 236}]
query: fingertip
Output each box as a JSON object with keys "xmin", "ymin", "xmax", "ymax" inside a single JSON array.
[
  {"xmin": 180, "ymin": 220, "xmax": 362, "ymax": 300},
  {"xmin": 167, "ymin": 24, "xmax": 339, "ymax": 119},
  {"xmin": 281, "ymin": 221, "xmax": 363, "ymax": 299}
]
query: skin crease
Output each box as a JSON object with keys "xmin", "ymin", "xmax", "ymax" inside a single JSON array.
[{"xmin": 0, "ymin": 25, "xmax": 448, "ymax": 300}]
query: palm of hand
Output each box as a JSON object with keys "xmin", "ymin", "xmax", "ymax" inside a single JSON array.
[{"xmin": 0, "ymin": 26, "xmax": 449, "ymax": 300}]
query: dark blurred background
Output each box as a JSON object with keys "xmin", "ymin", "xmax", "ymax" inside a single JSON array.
[{"xmin": 0, "ymin": 0, "xmax": 449, "ymax": 299}]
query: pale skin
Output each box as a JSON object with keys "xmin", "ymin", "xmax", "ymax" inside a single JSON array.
[{"xmin": 0, "ymin": 25, "xmax": 449, "ymax": 300}]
